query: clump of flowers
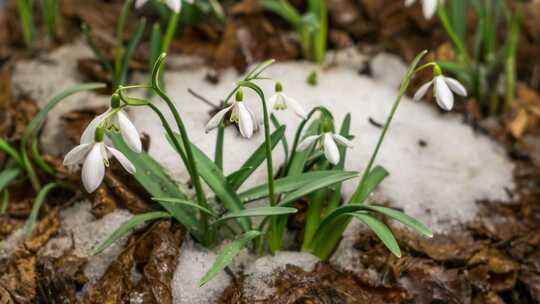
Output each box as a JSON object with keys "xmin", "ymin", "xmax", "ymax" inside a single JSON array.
[{"xmin": 68, "ymin": 51, "xmax": 465, "ymax": 287}]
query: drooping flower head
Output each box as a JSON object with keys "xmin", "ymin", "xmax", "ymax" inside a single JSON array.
[
  {"xmin": 413, "ymin": 64, "xmax": 467, "ymax": 111},
  {"xmin": 135, "ymin": 0, "xmax": 183, "ymax": 13},
  {"xmin": 404, "ymin": 0, "xmax": 440, "ymax": 19},
  {"xmin": 268, "ymin": 82, "xmax": 306, "ymax": 119},
  {"xmin": 63, "ymin": 127, "xmax": 136, "ymax": 193},
  {"xmin": 205, "ymin": 89, "xmax": 258, "ymax": 138},
  {"xmin": 81, "ymin": 93, "xmax": 142, "ymax": 153},
  {"xmin": 297, "ymin": 118, "xmax": 353, "ymax": 165}
]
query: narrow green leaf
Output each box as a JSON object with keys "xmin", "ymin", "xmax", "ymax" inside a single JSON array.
[
  {"xmin": 352, "ymin": 165, "xmax": 389, "ymax": 204},
  {"xmin": 278, "ymin": 171, "xmax": 359, "ymax": 207},
  {"xmin": 93, "ymin": 211, "xmax": 170, "ymax": 255},
  {"xmin": 24, "ymin": 182, "xmax": 58, "ymax": 237},
  {"xmin": 168, "ymin": 133, "xmax": 251, "ymax": 231},
  {"xmin": 109, "ymin": 134, "xmax": 202, "ymax": 240},
  {"xmin": 214, "ymin": 207, "xmax": 297, "ymax": 224},
  {"xmin": 199, "ymin": 230, "xmax": 261, "ymax": 286},
  {"xmin": 327, "ymin": 113, "xmax": 352, "ymax": 213},
  {"xmin": 82, "ymin": 23, "xmax": 113, "ymax": 75},
  {"xmin": 347, "ymin": 212, "xmax": 401, "ymax": 258},
  {"xmin": 261, "ymin": 0, "xmax": 301, "ymax": 28},
  {"xmin": 22, "ymin": 83, "xmax": 106, "ymax": 144},
  {"xmin": 364, "ymin": 206, "xmax": 433, "ymax": 238},
  {"xmin": 0, "ymin": 139, "xmax": 23, "ymax": 166},
  {"xmin": 238, "ymin": 170, "xmax": 349, "ymax": 203},
  {"xmin": 149, "ymin": 22, "xmax": 163, "ymax": 73},
  {"xmin": 119, "ymin": 18, "xmax": 146, "ymax": 85},
  {"xmin": 152, "ymin": 197, "xmax": 215, "ymax": 216},
  {"xmin": 0, "ymin": 168, "xmax": 21, "ymax": 192},
  {"xmin": 226, "ymin": 125, "xmax": 285, "ymax": 190}
]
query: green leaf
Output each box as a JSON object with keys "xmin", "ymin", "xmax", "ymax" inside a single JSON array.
[
  {"xmin": 347, "ymin": 212, "xmax": 401, "ymax": 258},
  {"xmin": 238, "ymin": 170, "xmax": 348, "ymax": 203},
  {"xmin": 168, "ymin": 133, "xmax": 251, "ymax": 232},
  {"xmin": 286, "ymin": 115, "xmax": 324, "ymax": 176},
  {"xmin": 0, "ymin": 168, "xmax": 20, "ymax": 192},
  {"xmin": 214, "ymin": 207, "xmax": 297, "ymax": 224},
  {"xmin": 0, "ymin": 139, "xmax": 23, "ymax": 166},
  {"xmin": 352, "ymin": 165, "xmax": 389, "ymax": 204},
  {"xmin": 93, "ymin": 211, "xmax": 170, "ymax": 255},
  {"xmin": 261, "ymin": 0, "xmax": 301, "ymax": 28},
  {"xmin": 22, "ymin": 83, "xmax": 106, "ymax": 145},
  {"xmin": 82, "ymin": 23, "xmax": 113, "ymax": 75},
  {"xmin": 109, "ymin": 134, "xmax": 202, "ymax": 240},
  {"xmin": 119, "ymin": 18, "xmax": 146, "ymax": 85},
  {"xmin": 24, "ymin": 182, "xmax": 58, "ymax": 237},
  {"xmin": 152, "ymin": 197, "xmax": 215, "ymax": 216},
  {"xmin": 226, "ymin": 126, "xmax": 285, "ymax": 190},
  {"xmin": 364, "ymin": 206, "xmax": 432, "ymax": 238},
  {"xmin": 149, "ymin": 22, "xmax": 163, "ymax": 72},
  {"xmin": 278, "ymin": 171, "xmax": 359, "ymax": 207},
  {"xmin": 199, "ymin": 230, "xmax": 261, "ymax": 286},
  {"xmin": 327, "ymin": 113, "xmax": 352, "ymax": 213}
]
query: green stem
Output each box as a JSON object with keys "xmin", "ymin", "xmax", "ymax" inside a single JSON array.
[
  {"xmin": 237, "ymin": 80, "xmax": 278, "ymax": 252},
  {"xmin": 147, "ymin": 102, "xmax": 210, "ymax": 244},
  {"xmin": 153, "ymin": 89, "xmax": 210, "ymax": 239}
]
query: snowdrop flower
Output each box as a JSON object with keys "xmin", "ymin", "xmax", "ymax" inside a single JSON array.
[
  {"xmin": 81, "ymin": 93, "xmax": 142, "ymax": 153},
  {"xmin": 135, "ymin": 0, "xmax": 182, "ymax": 13},
  {"xmin": 205, "ymin": 89, "xmax": 257, "ymax": 138},
  {"xmin": 268, "ymin": 82, "xmax": 306, "ymax": 119},
  {"xmin": 298, "ymin": 132, "xmax": 353, "ymax": 165},
  {"xmin": 413, "ymin": 65, "xmax": 467, "ymax": 111},
  {"xmin": 405, "ymin": 0, "xmax": 440, "ymax": 19},
  {"xmin": 63, "ymin": 127, "xmax": 136, "ymax": 193}
]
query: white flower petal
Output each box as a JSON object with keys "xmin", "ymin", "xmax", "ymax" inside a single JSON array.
[
  {"xmin": 283, "ymin": 94, "xmax": 307, "ymax": 119},
  {"xmin": 205, "ymin": 105, "xmax": 232, "ymax": 133},
  {"xmin": 323, "ymin": 133, "xmax": 340, "ymax": 165},
  {"xmin": 166, "ymin": 0, "xmax": 181, "ymax": 13},
  {"xmin": 80, "ymin": 110, "xmax": 109, "ymax": 144},
  {"xmin": 116, "ymin": 110, "xmax": 142, "ymax": 153},
  {"xmin": 297, "ymin": 135, "xmax": 320, "ymax": 151},
  {"xmin": 434, "ymin": 76, "xmax": 454, "ymax": 111},
  {"xmin": 422, "ymin": 0, "xmax": 438, "ymax": 19},
  {"xmin": 267, "ymin": 94, "xmax": 278, "ymax": 113},
  {"xmin": 444, "ymin": 77, "xmax": 467, "ymax": 97},
  {"xmin": 332, "ymin": 134, "xmax": 353, "ymax": 148},
  {"xmin": 237, "ymin": 103, "xmax": 254, "ymax": 138},
  {"xmin": 82, "ymin": 143, "xmax": 105, "ymax": 193},
  {"xmin": 63, "ymin": 143, "xmax": 91, "ymax": 166},
  {"xmin": 413, "ymin": 80, "xmax": 433, "ymax": 101},
  {"xmin": 107, "ymin": 146, "xmax": 136, "ymax": 174},
  {"xmin": 135, "ymin": 0, "xmax": 149, "ymax": 8}
]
